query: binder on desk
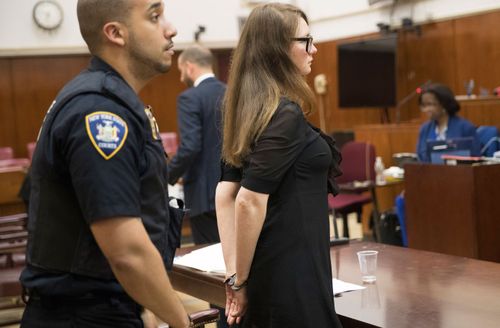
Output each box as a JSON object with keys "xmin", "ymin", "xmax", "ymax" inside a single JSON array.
[
  {"xmin": 427, "ymin": 137, "xmax": 474, "ymax": 164},
  {"xmin": 441, "ymin": 154, "xmax": 484, "ymax": 165}
]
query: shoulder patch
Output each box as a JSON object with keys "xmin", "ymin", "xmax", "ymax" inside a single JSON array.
[{"xmin": 85, "ymin": 111, "xmax": 128, "ymax": 160}]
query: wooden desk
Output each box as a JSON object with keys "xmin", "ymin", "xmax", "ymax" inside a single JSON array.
[
  {"xmin": 171, "ymin": 241, "xmax": 500, "ymax": 328},
  {"xmin": 353, "ymin": 124, "xmax": 418, "ymax": 235},
  {"xmin": 405, "ymin": 163, "xmax": 500, "ymax": 262}
]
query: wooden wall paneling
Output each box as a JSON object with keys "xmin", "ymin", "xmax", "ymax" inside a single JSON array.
[
  {"xmin": 402, "ymin": 21, "xmax": 457, "ymax": 120},
  {"xmin": 213, "ymin": 49, "xmax": 232, "ymax": 83},
  {"xmin": 355, "ymin": 125, "xmax": 392, "ymax": 163},
  {"xmin": 353, "ymin": 123, "xmax": 420, "ymax": 166},
  {"xmin": 0, "ymin": 59, "xmax": 17, "ymax": 151},
  {"xmin": 395, "ymin": 31, "xmax": 412, "ymax": 123},
  {"xmin": 454, "ymin": 11, "xmax": 500, "ymax": 96},
  {"xmin": 307, "ymin": 41, "xmax": 334, "ymax": 130},
  {"xmin": 3, "ymin": 10, "xmax": 500, "ymax": 160},
  {"xmin": 10, "ymin": 55, "xmax": 90, "ymax": 157},
  {"xmin": 458, "ymin": 97, "xmax": 500, "ymax": 129},
  {"xmin": 386, "ymin": 125, "xmax": 420, "ymax": 160},
  {"xmin": 404, "ymin": 20, "xmax": 457, "ymax": 89},
  {"xmin": 140, "ymin": 52, "xmax": 185, "ymax": 134}
]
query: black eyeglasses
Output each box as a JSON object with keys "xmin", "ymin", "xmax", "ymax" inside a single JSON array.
[{"xmin": 291, "ymin": 35, "xmax": 314, "ymax": 53}]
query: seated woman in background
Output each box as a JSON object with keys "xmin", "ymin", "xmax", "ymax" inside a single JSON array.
[{"xmin": 417, "ymin": 83, "xmax": 479, "ymax": 162}]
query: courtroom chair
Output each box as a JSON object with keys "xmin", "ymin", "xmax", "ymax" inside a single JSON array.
[
  {"xmin": 0, "ymin": 214, "xmax": 26, "ymax": 327},
  {"xmin": 27, "ymin": 142, "xmax": 37, "ymax": 161},
  {"xmin": 476, "ymin": 126, "xmax": 499, "ymax": 157},
  {"xmin": 0, "ymin": 148, "xmax": 13, "ymax": 161},
  {"xmin": 0, "ymin": 158, "xmax": 30, "ymax": 169},
  {"xmin": 329, "ymin": 130, "xmax": 354, "ymax": 151},
  {"xmin": 160, "ymin": 132, "xmax": 179, "ymax": 157},
  {"xmin": 0, "ymin": 264, "xmax": 24, "ymax": 327},
  {"xmin": 0, "ymin": 266, "xmax": 24, "ymax": 311},
  {"xmin": 0, "ymin": 213, "xmax": 27, "ymax": 268},
  {"xmin": 328, "ymin": 141, "xmax": 376, "ymax": 238}
]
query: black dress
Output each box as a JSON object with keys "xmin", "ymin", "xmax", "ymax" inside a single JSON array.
[{"xmin": 223, "ymin": 99, "xmax": 342, "ymax": 328}]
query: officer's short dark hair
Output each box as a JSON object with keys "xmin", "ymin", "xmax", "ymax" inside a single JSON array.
[
  {"xmin": 77, "ymin": 0, "xmax": 133, "ymax": 53},
  {"xmin": 178, "ymin": 45, "xmax": 214, "ymax": 69},
  {"xmin": 418, "ymin": 83, "xmax": 460, "ymax": 116}
]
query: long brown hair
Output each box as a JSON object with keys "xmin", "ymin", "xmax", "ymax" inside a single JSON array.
[{"xmin": 222, "ymin": 3, "xmax": 316, "ymax": 167}]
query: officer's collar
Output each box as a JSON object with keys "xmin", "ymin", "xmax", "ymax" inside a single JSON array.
[
  {"xmin": 89, "ymin": 56, "xmax": 145, "ymax": 112},
  {"xmin": 90, "ymin": 56, "xmax": 122, "ymax": 77}
]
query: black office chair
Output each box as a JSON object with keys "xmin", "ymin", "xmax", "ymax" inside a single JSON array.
[{"xmin": 477, "ymin": 126, "xmax": 500, "ymax": 156}]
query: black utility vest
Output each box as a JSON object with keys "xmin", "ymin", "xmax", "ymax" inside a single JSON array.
[{"xmin": 26, "ymin": 60, "xmax": 171, "ymax": 279}]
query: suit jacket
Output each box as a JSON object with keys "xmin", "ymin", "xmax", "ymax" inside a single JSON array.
[
  {"xmin": 168, "ymin": 77, "xmax": 226, "ymax": 217},
  {"xmin": 416, "ymin": 115, "xmax": 479, "ymax": 162}
]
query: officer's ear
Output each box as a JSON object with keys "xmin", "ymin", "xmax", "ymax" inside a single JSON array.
[{"xmin": 102, "ymin": 22, "xmax": 126, "ymax": 47}]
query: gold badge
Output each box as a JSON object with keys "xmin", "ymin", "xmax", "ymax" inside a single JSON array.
[{"xmin": 144, "ymin": 106, "xmax": 161, "ymax": 140}]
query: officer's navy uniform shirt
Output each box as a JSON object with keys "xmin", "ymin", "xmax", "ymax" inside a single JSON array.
[{"xmin": 21, "ymin": 57, "xmax": 171, "ymax": 296}]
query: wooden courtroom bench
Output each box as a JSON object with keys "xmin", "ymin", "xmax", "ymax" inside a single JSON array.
[
  {"xmin": 0, "ymin": 213, "xmax": 27, "ymax": 268},
  {"xmin": 0, "ymin": 213, "xmax": 27, "ymax": 326}
]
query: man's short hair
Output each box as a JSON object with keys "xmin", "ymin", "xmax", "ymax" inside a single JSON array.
[
  {"xmin": 179, "ymin": 45, "xmax": 214, "ymax": 68},
  {"xmin": 77, "ymin": 0, "xmax": 133, "ymax": 53}
]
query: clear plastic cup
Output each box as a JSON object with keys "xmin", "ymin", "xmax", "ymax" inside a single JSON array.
[{"xmin": 357, "ymin": 250, "xmax": 378, "ymax": 283}]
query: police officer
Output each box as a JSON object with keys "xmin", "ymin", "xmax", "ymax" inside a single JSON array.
[{"xmin": 20, "ymin": 0, "xmax": 191, "ymax": 327}]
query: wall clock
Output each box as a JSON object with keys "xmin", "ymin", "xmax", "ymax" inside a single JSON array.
[{"xmin": 33, "ymin": 0, "xmax": 63, "ymax": 31}]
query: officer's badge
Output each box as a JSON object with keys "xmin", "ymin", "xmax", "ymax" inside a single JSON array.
[
  {"xmin": 36, "ymin": 100, "xmax": 57, "ymax": 141},
  {"xmin": 144, "ymin": 106, "xmax": 161, "ymax": 140},
  {"xmin": 85, "ymin": 111, "xmax": 128, "ymax": 160}
]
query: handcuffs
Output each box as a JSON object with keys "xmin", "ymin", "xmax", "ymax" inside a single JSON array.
[{"xmin": 224, "ymin": 273, "xmax": 248, "ymax": 291}]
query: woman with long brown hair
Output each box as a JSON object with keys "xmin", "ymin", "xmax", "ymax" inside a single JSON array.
[{"xmin": 216, "ymin": 3, "xmax": 342, "ymax": 327}]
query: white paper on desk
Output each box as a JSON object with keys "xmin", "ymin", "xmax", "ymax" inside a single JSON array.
[
  {"xmin": 174, "ymin": 243, "xmax": 226, "ymax": 274},
  {"xmin": 332, "ymin": 278, "xmax": 365, "ymax": 295}
]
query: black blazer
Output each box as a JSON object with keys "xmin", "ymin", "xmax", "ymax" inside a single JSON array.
[{"xmin": 168, "ymin": 77, "xmax": 226, "ymax": 217}]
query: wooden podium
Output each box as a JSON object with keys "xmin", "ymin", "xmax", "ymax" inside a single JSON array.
[{"xmin": 405, "ymin": 163, "xmax": 500, "ymax": 262}]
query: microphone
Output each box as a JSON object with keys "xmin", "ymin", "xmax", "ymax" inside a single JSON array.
[
  {"xmin": 416, "ymin": 80, "xmax": 432, "ymax": 94},
  {"xmin": 395, "ymin": 80, "xmax": 432, "ymax": 124}
]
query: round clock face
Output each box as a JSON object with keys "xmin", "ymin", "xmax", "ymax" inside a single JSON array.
[{"xmin": 33, "ymin": 0, "xmax": 63, "ymax": 31}]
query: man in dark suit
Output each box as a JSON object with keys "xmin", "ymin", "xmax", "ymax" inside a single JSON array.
[
  {"xmin": 168, "ymin": 45, "xmax": 226, "ymax": 245},
  {"xmin": 168, "ymin": 44, "xmax": 229, "ymax": 328}
]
